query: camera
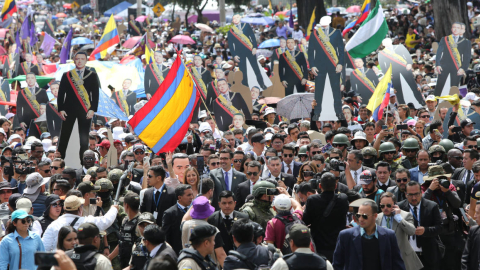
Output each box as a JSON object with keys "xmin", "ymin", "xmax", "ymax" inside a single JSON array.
[
  {"xmin": 266, "ymin": 188, "xmax": 280, "ymax": 196},
  {"xmin": 308, "ymin": 173, "xmax": 323, "ymax": 190},
  {"xmin": 330, "ymin": 159, "xmax": 345, "ymax": 171},
  {"xmin": 439, "ymin": 178, "xmax": 450, "ymax": 189}
]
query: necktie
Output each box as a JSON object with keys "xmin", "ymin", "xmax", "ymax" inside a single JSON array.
[
  {"xmin": 386, "ymin": 217, "xmax": 391, "ymax": 229},
  {"xmin": 275, "ymin": 177, "xmax": 279, "ymax": 181},
  {"xmin": 466, "ymin": 170, "xmax": 472, "ymax": 183},
  {"xmin": 354, "ymin": 171, "xmax": 358, "ymax": 183},
  {"xmin": 413, "ymin": 206, "xmax": 418, "ymax": 227},
  {"xmin": 184, "ymin": 207, "xmax": 188, "ymax": 212},
  {"xmin": 79, "ymin": 70, "xmax": 83, "ymax": 78},
  {"xmin": 287, "ymin": 165, "xmax": 292, "ymax": 175},
  {"xmin": 224, "ymin": 215, "xmax": 232, "ymax": 231},
  {"xmin": 154, "ymin": 191, "xmax": 160, "ymax": 209},
  {"xmin": 224, "ymin": 171, "xmax": 230, "ymax": 191}
]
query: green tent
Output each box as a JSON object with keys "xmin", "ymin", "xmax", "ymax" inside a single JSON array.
[{"xmin": 7, "ymin": 75, "xmax": 54, "ymax": 88}]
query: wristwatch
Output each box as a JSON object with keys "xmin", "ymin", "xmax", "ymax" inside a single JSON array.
[{"xmin": 104, "ymin": 246, "xmax": 110, "ymax": 250}]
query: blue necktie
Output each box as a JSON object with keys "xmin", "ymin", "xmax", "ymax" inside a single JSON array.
[{"xmin": 224, "ymin": 171, "xmax": 230, "ymax": 191}]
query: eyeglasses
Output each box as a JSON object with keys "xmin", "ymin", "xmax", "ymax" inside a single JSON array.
[
  {"xmin": 50, "ymin": 166, "xmax": 61, "ymax": 170},
  {"xmin": 246, "ymin": 172, "xmax": 259, "ymax": 176},
  {"xmin": 406, "ymin": 192, "xmax": 421, "ymax": 197},
  {"xmin": 420, "ymin": 115, "xmax": 430, "ymax": 118},
  {"xmin": 233, "ymin": 159, "xmax": 242, "ymax": 163},
  {"xmin": 134, "ymin": 151, "xmax": 145, "ymax": 155},
  {"xmin": 283, "ymin": 154, "xmax": 293, "ymax": 158},
  {"xmin": 396, "ymin": 178, "xmax": 409, "ymax": 183},
  {"xmin": 210, "ymin": 162, "xmax": 220, "ymax": 166},
  {"xmin": 51, "ymin": 203, "xmax": 63, "ymax": 208},
  {"xmin": 380, "ymin": 204, "xmax": 392, "ymax": 209},
  {"xmin": 311, "ymin": 151, "xmax": 321, "ymax": 155},
  {"xmin": 452, "ymin": 156, "xmax": 463, "ymax": 160},
  {"xmin": 147, "ymin": 174, "xmax": 154, "ymax": 178},
  {"xmin": 16, "ymin": 218, "xmax": 32, "ymax": 224},
  {"xmin": 355, "ymin": 213, "xmax": 370, "ymax": 220}
]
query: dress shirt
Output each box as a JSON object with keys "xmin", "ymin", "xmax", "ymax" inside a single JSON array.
[
  {"xmin": 350, "ymin": 167, "xmax": 364, "ymax": 185},
  {"xmin": 222, "ymin": 168, "xmax": 233, "ymax": 191},
  {"xmin": 177, "ymin": 202, "xmax": 189, "ymax": 213},
  {"xmin": 417, "ymin": 168, "xmax": 428, "ymax": 185},
  {"xmin": 283, "ymin": 161, "xmax": 294, "ymax": 174},
  {"xmin": 408, "ymin": 202, "xmax": 422, "ymax": 252},
  {"xmin": 149, "ymin": 243, "xmax": 163, "ymax": 257},
  {"xmin": 0, "ymin": 230, "xmax": 45, "ymax": 270},
  {"xmin": 378, "ymin": 179, "xmax": 391, "ymax": 189},
  {"xmin": 360, "ymin": 225, "xmax": 378, "ymax": 239},
  {"xmin": 463, "ymin": 169, "xmax": 474, "ymax": 184},
  {"xmin": 250, "ymin": 180, "xmax": 257, "ymax": 194},
  {"xmin": 220, "ymin": 210, "xmax": 233, "ymax": 220},
  {"xmin": 380, "ymin": 214, "xmax": 403, "ymax": 229}
]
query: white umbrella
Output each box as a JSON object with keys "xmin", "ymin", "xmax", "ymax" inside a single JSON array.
[
  {"xmin": 277, "ymin": 93, "xmax": 315, "ymax": 120},
  {"xmin": 194, "ymin": 23, "xmax": 213, "ymax": 32}
]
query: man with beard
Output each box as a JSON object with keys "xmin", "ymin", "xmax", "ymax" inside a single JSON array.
[
  {"xmin": 387, "ymin": 168, "xmax": 412, "ymax": 203},
  {"xmin": 353, "ymin": 170, "xmax": 384, "ymax": 207}
]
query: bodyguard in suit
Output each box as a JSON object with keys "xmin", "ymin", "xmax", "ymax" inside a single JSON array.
[
  {"xmin": 212, "ymin": 79, "xmax": 251, "ymax": 131},
  {"xmin": 387, "ymin": 168, "xmax": 412, "ymax": 203},
  {"xmin": 461, "ymin": 201, "xmax": 480, "ymax": 270},
  {"xmin": 208, "ymin": 191, "xmax": 248, "ymax": 254},
  {"xmin": 142, "ymin": 224, "xmax": 178, "ymax": 270},
  {"xmin": 281, "ymin": 144, "xmax": 302, "ymax": 179},
  {"xmin": 57, "ymin": 52, "xmax": 99, "ymax": 160},
  {"xmin": 235, "ymin": 161, "xmax": 262, "ymax": 210},
  {"xmin": 264, "ymin": 156, "xmax": 295, "ymax": 191},
  {"xmin": 140, "ymin": 165, "xmax": 176, "ymax": 226},
  {"xmin": 333, "ymin": 200, "xmax": 406, "ymax": 270},
  {"xmin": 279, "ymin": 37, "xmax": 308, "ymax": 96},
  {"xmin": 144, "ymin": 51, "xmax": 169, "ymax": 99},
  {"xmin": 210, "ymin": 149, "xmax": 247, "ymax": 210},
  {"xmin": 162, "ymin": 184, "xmax": 194, "ymax": 255},
  {"xmin": 376, "ymin": 192, "xmax": 423, "ymax": 270},
  {"xmin": 398, "ymin": 181, "xmax": 443, "ymax": 270},
  {"xmin": 376, "ymin": 162, "xmax": 397, "ymax": 192}
]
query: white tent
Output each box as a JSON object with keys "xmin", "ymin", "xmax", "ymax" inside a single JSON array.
[{"xmin": 117, "ymin": 4, "xmax": 154, "ymax": 17}]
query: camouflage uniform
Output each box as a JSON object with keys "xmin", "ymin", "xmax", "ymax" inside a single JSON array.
[{"xmin": 240, "ymin": 181, "xmax": 276, "ymax": 230}]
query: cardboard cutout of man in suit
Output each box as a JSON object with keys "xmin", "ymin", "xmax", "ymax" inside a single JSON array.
[
  {"xmin": 213, "ymin": 79, "xmax": 251, "ymax": 131},
  {"xmin": 228, "ymin": 14, "xmax": 267, "ymax": 90},
  {"xmin": 190, "ymin": 55, "xmax": 213, "ymax": 112},
  {"xmin": 309, "ymin": 16, "xmax": 345, "ymax": 121},
  {"xmin": 128, "ymin": 14, "xmax": 144, "ymax": 36},
  {"xmin": 0, "ymin": 81, "xmax": 10, "ymax": 116},
  {"xmin": 205, "ymin": 68, "xmax": 226, "ymax": 112},
  {"xmin": 350, "ymin": 58, "xmax": 379, "ymax": 102},
  {"xmin": 3, "ymin": 48, "xmax": 19, "ymax": 79},
  {"xmin": 144, "ymin": 51, "xmax": 169, "ymax": 99},
  {"xmin": 110, "ymin": 78, "xmax": 137, "ymax": 116},
  {"xmin": 279, "ymin": 38, "xmax": 309, "ymax": 96},
  {"xmin": 24, "ymin": 72, "xmax": 49, "ymax": 104},
  {"xmin": 16, "ymin": 83, "xmax": 41, "ymax": 131},
  {"xmin": 17, "ymin": 53, "xmax": 40, "ymax": 76},
  {"xmin": 57, "ymin": 52, "xmax": 99, "ymax": 160},
  {"xmin": 46, "ymin": 102, "xmax": 63, "ymax": 138},
  {"xmin": 271, "ymin": 37, "xmax": 287, "ymax": 63},
  {"xmin": 435, "ymin": 22, "xmax": 472, "ymax": 97}
]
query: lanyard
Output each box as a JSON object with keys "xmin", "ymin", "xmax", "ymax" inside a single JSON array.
[
  {"xmin": 410, "ymin": 205, "xmax": 420, "ymax": 225},
  {"xmin": 153, "ymin": 184, "xmax": 165, "ymax": 208},
  {"xmin": 177, "ymin": 203, "xmax": 188, "ymax": 213}
]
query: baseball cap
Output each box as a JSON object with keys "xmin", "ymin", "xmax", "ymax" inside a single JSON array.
[
  {"xmin": 251, "ymin": 133, "xmax": 267, "ymax": 144},
  {"xmin": 138, "ymin": 212, "xmax": 155, "ymax": 225},
  {"xmin": 471, "ymin": 129, "xmax": 480, "ymax": 137},
  {"xmin": 273, "ymin": 194, "xmax": 291, "ymax": 211},
  {"xmin": 287, "ymin": 224, "xmax": 311, "ymax": 244},
  {"xmin": 11, "ymin": 209, "xmax": 33, "ymax": 222},
  {"xmin": 8, "ymin": 193, "xmax": 22, "ymax": 210},
  {"xmin": 16, "ymin": 198, "xmax": 32, "ymax": 213},
  {"xmin": 189, "ymin": 224, "xmax": 218, "ymax": 242},
  {"xmin": 77, "ymin": 223, "xmax": 100, "ymax": 239},
  {"xmin": 77, "ymin": 180, "xmax": 101, "ymax": 194},
  {"xmin": 133, "ymin": 144, "xmax": 145, "ymax": 152},
  {"xmin": 358, "ymin": 170, "xmax": 375, "ymax": 185},
  {"xmin": 96, "ymin": 140, "xmax": 110, "ymax": 150},
  {"xmin": 44, "ymin": 194, "xmax": 61, "ymax": 208},
  {"xmin": 461, "ymin": 118, "xmax": 476, "ymax": 128},
  {"xmin": 0, "ymin": 181, "xmax": 16, "ymax": 191},
  {"xmin": 425, "ymin": 95, "xmax": 436, "ymax": 102},
  {"xmin": 124, "ymin": 135, "xmax": 138, "ymax": 144},
  {"xmin": 349, "ymin": 198, "xmax": 376, "ymax": 207},
  {"xmin": 64, "ymin": 195, "xmax": 85, "ymax": 211}
]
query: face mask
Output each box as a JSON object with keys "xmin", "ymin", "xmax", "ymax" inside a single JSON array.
[
  {"xmin": 97, "ymin": 192, "xmax": 111, "ymax": 201},
  {"xmin": 363, "ymin": 158, "xmax": 374, "ymax": 167}
]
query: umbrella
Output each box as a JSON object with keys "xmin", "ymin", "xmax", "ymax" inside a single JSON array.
[
  {"xmin": 63, "ymin": 18, "xmax": 79, "ymax": 25},
  {"xmin": 0, "ymin": 29, "xmax": 8, "ymax": 40},
  {"xmin": 114, "ymin": 15, "xmax": 124, "ymax": 22},
  {"xmin": 258, "ymin": 97, "xmax": 281, "ymax": 105},
  {"xmin": 56, "ymin": 13, "xmax": 67, "ymax": 18},
  {"xmin": 241, "ymin": 14, "xmax": 274, "ymax": 25},
  {"xmin": 71, "ymin": 24, "xmax": 85, "ymax": 30},
  {"xmin": 135, "ymin": 15, "xmax": 147, "ymax": 22},
  {"xmin": 256, "ymin": 49, "xmax": 272, "ymax": 57},
  {"xmin": 122, "ymin": 36, "xmax": 142, "ymax": 49},
  {"xmin": 169, "ymin": 35, "xmax": 195, "ymax": 45},
  {"xmin": 8, "ymin": 75, "xmax": 54, "ymax": 88},
  {"xmin": 346, "ymin": 5, "xmax": 361, "ymax": 13},
  {"xmin": 78, "ymin": 44, "xmax": 94, "ymax": 52},
  {"xmin": 72, "ymin": 37, "xmax": 93, "ymax": 45},
  {"xmin": 277, "ymin": 93, "xmax": 314, "ymax": 119},
  {"xmin": 194, "ymin": 23, "xmax": 213, "ymax": 32},
  {"xmin": 258, "ymin": 39, "xmax": 280, "ymax": 48},
  {"xmin": 63, "ymin": 3, "xmax": 71, "ymax": 9}
]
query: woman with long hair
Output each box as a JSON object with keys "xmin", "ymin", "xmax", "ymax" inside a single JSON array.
[
  {"xmin": 294, "ymin": 162, "xmax": 318, "ymax": 202},
  {"xmin": 0, "ymin": 210, "xmax": 45, "ymax": 270},
  {"xmin": 0, "ymin": 118, "xmax": 11, "ymax": 141},
  {"xmin": 182, "ymin": 167, "xmax": 200, "ymax": 197},
  {"xmin": 57, "ymin": 226, "xmax": 78, "ymax": 251},
  {"xmin": 241, "ymin": 153, "xmax": 255, "ymax": 173}
]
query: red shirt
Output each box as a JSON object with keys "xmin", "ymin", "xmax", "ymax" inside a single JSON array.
[{"xmin": 265, "ymin": 210, "xmax": 303, "ymax": 249}]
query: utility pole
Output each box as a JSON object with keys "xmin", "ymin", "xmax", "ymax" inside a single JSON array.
[
  {"xmin": 137, "ymin": 0, "xmax": 142, "ymax": 17},
  {"xmin": 219, "ymin": 0, "xmax": 225, "ymax": 26}
]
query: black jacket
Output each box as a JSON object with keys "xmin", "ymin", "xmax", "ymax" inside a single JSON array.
[
  {"xmin": 223, "ymin": 242, "xmax": 270, "ymax": 270},
  {"xmin": 208, "ymin": 210, "xmax": 249, "ymax": 254},
  {"xmin": 58, "ymin": 69, "xmax": 99, "ymax": 116},
  {"xmin": 143, "ymin": 242, "xmax": 177, "ymax": 270},
  {"xmin": 462, "ymin": 225, "xmax": 480, "ymax": 270},
  {"xmin": 162, "ymin": 204, "xmax": 187, "ymax": 255},
  {"xmin": 140, "ymin": 186, "xmax": 177, "ymax": 226},
  {"xmin": 234, "ymin": 180, "xmax": 251, "ymax": 211}
]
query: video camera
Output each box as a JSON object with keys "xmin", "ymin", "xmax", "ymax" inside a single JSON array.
[
  {"xmin": 308, "ymin": 173, "xmax": 323, "ymax": 190},
  {"xmin": 329, "ymin": 158, "xmax": 345, "ymax": 172},
  {"xmin": 1, "ymin": 155, "xmax": 35, "ymax": 176}
]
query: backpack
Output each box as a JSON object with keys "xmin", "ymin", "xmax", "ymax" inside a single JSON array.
[
  {"xmin": 274, "ymin": 214, "xmax": 306, "ymax": 254},
  {"xmin": 228, "ymin": 250, "xmax": 269, "ymax": 270}
]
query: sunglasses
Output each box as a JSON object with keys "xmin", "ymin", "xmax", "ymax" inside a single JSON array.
[
  {"xmin": 16, "ymin": 218, "xmax": 32, "ymax": 224},
  {"xmin": 147, "ymin": 174, "xmax": 154, "ymax": 178},
  {"xmin": 467, "ymin": 145, "xmax": 476, "ymax": 149},
  {"xmin": 355, "ymin": 213, "xmax": 370, "ymax": 220},
  {"xmin": 311, "ymin": 151, "xmax": 321, "ymax": 155},
  {"xmin": 420, "ymin": 115, "xmax": 430, "ymax": 118},
  {"xmin": 283, "ymin": 154, "xmax": 293, "ymax": 158},
  {"xmin": 332, "ymin": 144, "xmax": 345, "ymax": 147},
  {"xmin": 452, "ymin": 156, "xmax": 463, "ymax": 160},
  {"xmin": 403, "ymin": 149, "xmax": 417, "ymax": 153},
  {"xmin": 233, "ymin": 159, "xmax": 242, "ymax": 163},
  {"xmin": 135, "ymin": 151, "xmax": 145, "ymax": 155},
  {"xmin": 210, "ymin": 162, "xmax": 220, "ymax": 166},
  {"xmin": 41, "ymin": 169, "xmax": 51, "ymax": 173},
  {"xmin": 396, "ymin": 178, "xmax": 409, "ymax": 183},
  {"xmin": 50, "ymin": 166, "xmax": 61, "ymax": 170},
  {"xmin": 51, "ymin": 203, "xmax": 63, "ymax": 208},
  {"xmin": 246, "ymin": 172, "xmax": 259, "ymax": 176},
  {"xmin": 380, "ymin": 204, "xmax": 392, "ymax": 209}
]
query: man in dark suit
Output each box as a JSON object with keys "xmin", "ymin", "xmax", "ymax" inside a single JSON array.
[
  {"xmin": 140, "ymin": 165, "xmax": 177, "ymax": 226},
  {"xmin": 235, "ymin": 161, "xmax": 262, "ymax": 210},
  {"xmin": 110, "ymin": 78, "xmax": 137, "ymax": 116},
  {"xmin": 162, "ymin": 184, "xmax": 194, "ymax": 255},
  {"xmin": 263, "ymin": 156, "xmax": 295, "ymax": 191},
  {"xmin": 303, "ymin": 172, "xmax": 349, "ymax": 262},
  {"xmin": 398, "ymin": 181, "xmax": 443, "ymax": 270},
  {"xmin": 340, "ymin": 150, "xmax": 374, "ymax": 187},
  {"xmin": 25, "ymin": 72, "xmax": 49, "ymax": 104},
  {"xmin": 461, "ymin": 201, "xmax": 480, "ymax": 270},
  {"xmin": 208, "ymin": 191, "xmax": 248, "ymax": 254},
  {"xmin": 281, "ymin": 144, "xmax": 302, "ymax": 179},
  {"xmin": 190, "ymin": 55, "xmax": 212, "ymax": 112},
  {"xmin": 142, "ymin": 224, "xmax": 177, "ymax": 270},
  {"xmin": 279, "ymin": 37, "xmax": 309, "ymax": 96},
  {"xmin": 333, "ymin": 200, "xmax": 406, "ymax": 270},
  {"xmin": 57, "ymin": 52, "xmax": 99, "ymax": 160},
  {"xmin": 144, "ymin": 51, "xmax": 169, "ymax": 99},
  {"xmin": 376, "ymin": 162, "xmax": 397, "ymax": 192},
  {"xmin": 17, "ymin": 53, "xmax": 40, "ymax": 76},
  {"xmin": 205, "ymin": 68, "xmax": 226, "ymax": 112},
  {"xmin": 210, "ymin": 149, "xmax": 247, "ymax": 210},
  {"xmin": 212, "ymin": 79, "xmax": 251, "ymax": 131},
  {"xmin": 387, "ymin": 168, "xmax": 412, "ymax": 203}
]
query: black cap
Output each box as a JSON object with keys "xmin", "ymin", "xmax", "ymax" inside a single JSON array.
[
  {"xmin": 125, "ymin": 135, "xmax": 137, "ymax": 144},
  {"xmin": 138, "ymin": 212, "xmax": 155, "ymax": 225},
  {"xmin": 123, "ymin": 191, "xmax": 140, "ymax": 206},
  {"xmin": 77, "ymin": 181, "xmax": 101, "ymax": 195},
  {"xmin": 287, "ymin": 224, "xmax": 311, "ymax": 243},
  {"xmin": 344, "ymin": 97, "xmax": 354, "ymax": 104},
  {"xmin": 189, "ymin": 224, "xmax": 217, "ymax": 242},
  {"xmin": 407, "ymin": 102, "xmax": 416, "ymax": 110},
  {"xmin": 44, "ymin": 194, "xmax": 61, "ymax": 207},
  {"xmin": 77, "ymin": 223, "xmax": 100, "ymax": 239},
  {"xmin": 461, "ymin": 118, "xmax": 476, "ymax": 128},
  {"xmin": 0, "ymin": 181, "xmax": 15, "ymax": 191},
  {"xmin": 251, "ymin": 133, "xmax": 267, "ymax": 144},
  {"xmin": 8, "ymin": 193, "xmax": 22, "ymax": 210},
  {"xmin": 245, "ymin": 120, "xmax": 268, "ymax": 130}
]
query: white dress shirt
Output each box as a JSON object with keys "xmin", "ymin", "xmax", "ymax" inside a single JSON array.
[
  {"xmin": 283, "ymin": 161, "xmax": 294, "ymax": 174},
  {"xmin": 408, "ymin": 201, "xmax": 422, "ymax": 252},
  {"xmin": 222, "ymin": 168, "xmax": 233, "ymax": 191},
  {"xmin": 350, "ymin": 167, "xmax": 364, "ymax": 185},
  {"xmin": 250, "ymin": 180, "xmax": 257, "ymax": 194}
]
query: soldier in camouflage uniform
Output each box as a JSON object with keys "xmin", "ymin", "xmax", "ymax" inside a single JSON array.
[
  {"xmin": 361, "ymin": 147, "xmax": 378, "ymax": 168},
  {"xmin": 86, "ymin": 166, "xmax": 99, "ymax": 183},
  {"xmin": 96, "ymin": 178, "xmax": 126, "ymax": 270},
  {"xmin": 109, "ymin": 168, "xmax": 142, "ymax": 199},
  {"xmin": 375, "ymin": 142, "xmax": 404, "ymax": 179},
  {"xmin": 429, "ymin": 145, "xmax": 447, "ymax": 164},
  {"xmin": 401, "ymin": 138, "xmax": 420, "ymax": 169},
  {"xmin": 240, "ymin": 181, "xmax": 276, "ymax": 230}
]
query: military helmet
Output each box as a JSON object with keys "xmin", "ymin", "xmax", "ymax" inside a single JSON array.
[
  {"xmin": 298, "ymin": 145, "xmax": 308, "ymax": 155},
  {"xmin": 86, "ymin": 166, "xmax": 98, "ymax": 178},
  {"xmin": 252, "ymin": 181, "xmax": 276, "ymax": 197},
  {"xmin": 428, "ymin": 145, "xmax": 446, "ymax": 155},
  {"xmin": 361, "ymin": 146, "xmax": 377, "ymax": 157},
  {"xmin": 332, "ymin": 134, "xmax": 349, "ymax": 145},
  {"xmin": 402, "ymin": 138, "xmax": 420, "ymax": 150},
  {"xmin": 96, "ymin": 178, "xmax": 114, "ymax": 191},
  {"xmin": 379, "ymin": 142, "xmax": 396, "ymax": 155},
  {"xmin": 474, "ymin": 64, "xmax": 480, "ymax": 73},
  {"xmin": 108, "ymin": 169, "xmax": 123, "ymax": 183},
  {"xmin": 439, "ymin": 139, "xmax": 455, "ymax": 153}
]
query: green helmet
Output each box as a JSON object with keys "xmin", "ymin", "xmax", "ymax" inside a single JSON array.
[
  {"xmin": 96, "ymin": 178, "xmax": 114, "ymax": 191},
  {"xmin": 428, "ymin": 145, "xmax": 446, "ymax": 155},
  {"xmin": 252, "ymin": 181, "xmax": 276, "ymax": 197},
  {"xmin": 439, "ymin": 139, "xmax": 455, "ymax": 153},
  {"xmin": 362, "ymin": 146, "xmax": 377, "ymax": 157},
  {"xmin": 108, "ymin": 169, "xmax": 123, "ymax": 183},
  {"xmin": 86, "ymin": 167, "xmax": 98, "ymax": 178},
  {"xmin": 298, "ymin": 145, "xmax": 308, "ymax": 155},
  {"xmin": 402, "ymin": 138, "xmax": 420, "ymax": 150},
  {"xmin": 332, "ymin": 134, "xmax": 349, "ymax": 145},
  {"xmin": 379, "ymin": 142, "xmax": 396, "ymax": 155}
]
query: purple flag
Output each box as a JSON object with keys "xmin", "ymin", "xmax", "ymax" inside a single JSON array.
[
  {"xmin": 40, "ymin": 33, "xmax": 55, "ymax": 56},
  {"xmin": 15, "ymin": 30, "xmax": 20, "ymax": 53},
  {"xmin": 29, "ymin": 21, "xmax": 37, "ymax": 47},
  {"xmin": 288, "ymin": 11, "xmax": 294, "ymax": 28},
  {"xmin": 20, "ymin": 16, "xmax": 30, "ymax": 39},
  {"xmin": 59, "ymin": 28, "xmax": 73, "ymax": 64}
]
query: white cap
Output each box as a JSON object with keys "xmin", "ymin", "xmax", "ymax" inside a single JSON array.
[
  {"xmin": 319, "ymin": 16, "xmax": 332, "ymax": 26},
  {"xmin": 468, "ymin": 2, "xmax": 473, "ymax": 6},
  {"xmin": 199, "ymin": 110, "xmax": 207, "ymax": 119},
  {"xmin": 265, "ymin": 133, "xmax": 273, "ymax": 141},
  {"xmin": 274, "ymin": 194, "xmax": 292, "ymax": 211},
  {"xmin": 112, "ymin": 127, "xmax": 124, "ymax": 140},
  {"xmin": 8, "ymin": 134, "xmax": 22, "ymax": 144},
  {"xmin": 465, "ymin": 92, "xmax": 479, "ymax": 101},
  {"xmin": 199, "ymin": 122, "xmax": 212, "ymax": 133}
]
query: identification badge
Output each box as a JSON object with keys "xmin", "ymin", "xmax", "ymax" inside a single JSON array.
[{"xmin": 154, "ymin": 211, "xmax": 158, "ymax": 219}]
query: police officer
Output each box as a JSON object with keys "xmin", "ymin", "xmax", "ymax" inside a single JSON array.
[
  {"xmin": 376, "ymin": 142, "xmax": 404, "ymax": 179},
  {"xmin": 401, "ymin": 138, "xmax": 420, "ymax": 169},
  {"xmin": 129, "ymin": 212, "xmax": 155, "ymax": 270},
  {"xmin": 177, "ymin": 224, "xmax": 219, "ymax": 270},
  {"xmin": 240, "ymin": 181, "xmax": 276, "ymax": 230},
  {"xmin": 117, "ymin": 191, "xmax": 140, "ymax": 269},
  {"xmin": 66, "ymin": 222, "xmax": 113, "ymax": 270}
]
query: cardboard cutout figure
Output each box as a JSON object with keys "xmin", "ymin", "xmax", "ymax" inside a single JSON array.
[
  {"xmin": 279, "ymin": 38, "xmax": 309, "ymax": 96},
  {"xmin": 271, "ymin": 37, "xmax": 287, "ymax": 63},
  {"xmin": 28, "ymin": 118, "xmax": 48, "ymax": 138},
  {"xmin": 298, "ymin": 38, "xmax": 309, "ymax": 68},
  {"xmin": 232, "ymin": 113, "xmax": 246, "ymax": 130},
  {"xmin": 228, "ymin": 15, "xmax": 267, "ymax": 90},
  {"xmin": 0, "ymin": 81, "xmax": 10, "ymax": 116},
  {"xmin": 3, "ymin": 50, "xmax": 19, "ymax": 79},
  {"xmin": 213, "ymin": 79, "xmax": 251, "ymax": 131},
  {"xmin": 205, "ymin": 68, "xmax": 227, "ymax": 111},
  {"xmin": 144, "ymin": 51, "xmax": 169, "ymax": 99},
  {"xmin": 230, "ymin": 71, "xmax": 254, "ymax": 114},
  {"xmin": 16, "ymin": 86, "xmax": 41, "ymax": 130},
  {"xmin": 24, "ymin": 73, "xmax": 49, "ymax": 104},
  {"xmin": 46, "ymin": 103, "xmax": 63, "ymax": 138},
  {"xmin": 308, "ymin": 17, "xmax": 345, "ymax": 121},
  {"xmin": 378, "ymin": 38, "xmax": 425, "ymax": 108},
  {"xmin": 35, "ymin": 54, "xmax": 45, "ymax": 76},
  {"xmin": 17, "ymin": 53, "xmax": 40, "ymax": 76},
  {"xmin": 57, "ymin": 52, "xmax": 100, "ymax": 162},
  {"xmin": 110, "ymin": 78, "xmax": 137, "ymax": 116},
  {"xmin": 49, "ymin": 82, "xmax": 59, "ymax": 104},
  {"xmin": 251, "ymin": 86, "xmax": 262, "ymax": 112},
  {"xmin": 43, "ymin": 16, "xmax": 56, "ymax": 37},
  {"xmin": 190, "ymin": 55, "xmax": 212, "ymax": 111},
  {"xmin": 262, "ymin": 61, "xmax": 285, "ymax": 98},
  {"xmin": 350, "ymin": 58, "xmax": 379, "ymax": 102},
  {"xmin": 434, "ymin": 23, "xmax": 472, "ymax": 97},
  {"xmin": 128, "ymin": 14, "xmax": 144, "ymax": 36},
  {"xmin": 442, "ymin": 107, "xmax": 480, "ymax": 138}
]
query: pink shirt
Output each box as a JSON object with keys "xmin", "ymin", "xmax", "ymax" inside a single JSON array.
[{"xmin": 265, "ymin": 210, "xmax": 303, "ymax": 249}]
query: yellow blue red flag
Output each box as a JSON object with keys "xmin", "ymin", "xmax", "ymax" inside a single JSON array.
[
  {"xmin": 89, "ymin": 15, "xmax": 119, "ymax": 60},
  {"xmin": 367, "ymin": 64, "xmax": 392, "ymax": 121}
]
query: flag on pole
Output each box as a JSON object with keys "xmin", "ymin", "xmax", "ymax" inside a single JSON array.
[
  {"xmin": 345, "ymin": 1, "xmax": 388, "ymax": 58},
  {"xmin": 128, "ymin": 53, "xmax": 199, "ymax": 154},
  {"xmin": 95, "ymin": 90, "xmax": 129, "ymax": 121},
  {"xmin": 145, "ymin": 45, "xmax": 154, "ymax": 64},
  {"xmin": 1, "ymin": 0, "xmax": 16, "ymax": 21},
  {"xmin": 59, "ymin": 28, "xmax": 73, "ymax": 64},
  {"xmin": 306, "ymin": 7, "xmax": 316, "ymax": 37},
  {"xmin": 342, "ymin": 0, "xmax": 371, "ymax": 36},
  {"xmin": 367, "ymin": 65, "xmax": 392, "ymax": 121},
  {"xmin": 268, "ymin": 0, "xmax": 274, "ymax": 16},
  {"xmin": 89, "ymin": 15, "xmax": 120, "ymax": 60},
  {"xmin": 40, "ymin": 33, "xmax": 55, "ymax": 57}
]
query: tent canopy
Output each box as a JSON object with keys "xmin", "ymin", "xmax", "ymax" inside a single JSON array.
[
  {"xmin": 116, "ymin": 4, "xmax": 154, "ymax": 17},
  {"xmin": 104, "ymin": 1, "xmax": 132, "ymax": 17}
]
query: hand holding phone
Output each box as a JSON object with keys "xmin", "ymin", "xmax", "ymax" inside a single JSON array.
[{"xmin": 35, "ymin": 252, "xmax": 58, "ymax": 267}]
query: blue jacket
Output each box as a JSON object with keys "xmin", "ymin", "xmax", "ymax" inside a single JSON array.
[
  {"xmin": 31, "ymin": 193, "xmax": 47, "ymax": 218},
  {"xmin": 0, "ymin": 230, "xmax": 45, "ymax": 270},
  {"xmin": 332, "ymin": 226, "xmax": 405, "ymax": 270},
  {"xmin": 409, "ymin": 166, "xmax": 424, "ymax": 184}
]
